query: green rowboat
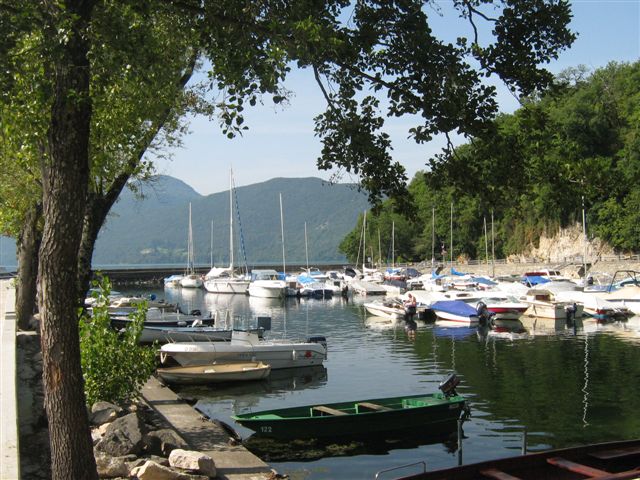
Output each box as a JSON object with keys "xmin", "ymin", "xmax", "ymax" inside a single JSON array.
[{"xmin": 232, "ymin": 375, "xmax": 468, "ymax": 439}]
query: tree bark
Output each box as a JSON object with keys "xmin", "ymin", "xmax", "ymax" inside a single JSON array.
[
  {"xmin": 16, "ymin": 202, "xmax": 42, "ymax": 330},
  {"xmin": 39, "ymin": 0, "xmax": 98, "ymax": 478}
]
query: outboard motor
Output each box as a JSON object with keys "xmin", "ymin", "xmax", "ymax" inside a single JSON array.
[
  {"xmin": 307, "ymin": 335, "xmax": 328, "ymax": 358},
  {"xmin": 476, "ymin": 301, "xmax": 494, "ymax": 324},
  {"xmin": 565, "ymin": 303, "xmax": 578, "ymax": 326},
  {"xmin": 189, "ymin": 309, "xmax": 202, "ymax": 316},
  {"xmin": 439, "ymin": 373, "xmax": 461, "ymax": 398}
]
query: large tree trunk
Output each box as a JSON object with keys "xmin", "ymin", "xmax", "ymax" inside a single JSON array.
[
  {"xmin": 39, "ymin": 1, "xmax": 98, "ymax": 478},
  {"xmin": 16, "ymin": 202, "xmax": 42, "ymax": 330}
]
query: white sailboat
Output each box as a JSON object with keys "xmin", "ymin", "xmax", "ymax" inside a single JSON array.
[
  {"xmin": 204, "ymin": 169, "xmax": 249, "ymax": 294},
  {"xmin": 180, "ymin": 202, "xmax": 203, "ymax": 288}
]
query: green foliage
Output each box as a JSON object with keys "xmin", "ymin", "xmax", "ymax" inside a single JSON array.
[
  {"xmin": 340, "ymin": 61, "xmax": 640, "ymax": 260},
  {"xmin": 79, "ymin": 277, "xmax": 156, "ymax": 406}
]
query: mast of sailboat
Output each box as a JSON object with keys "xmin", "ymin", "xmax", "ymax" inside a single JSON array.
[
  {"xmin": 187, "ymin": 202, "xmax": 194, "ymax": 274},
  {"xmin": 484, "ymin": 216, "xmax": 489, "ymax": 267},
  {"xmin": 491, "ymin": 209, "xmax": 495, "ymax": 278},
  {"xmin": 210, "ymin": 219, "xmax": 214, "ymax": 268},
  {"xmin": 582, "ymin": 196, "xmax": 588, "ymax": 278},
  {"xmin": 362, "ymin": 210, "xmax": 367, "ymax": 271},
  {"xmin": 280, "ymin": 193, "xmax": 286, "ymax": 276},
  {"xmin": 377, "ymin": 228, "xmax": 382, "ymax": 268},
  {"xmin": 229, "ymin": 169, "xmax": 234, "ymax": 271},
  {"xmin": 450, "ymin": 202, "xmax": 453, "ymax": 266},
  {"xmin": 304, "ymin": 221, "xmax": 309, "ymax": 272},
  {"xmin": 392, "ymin": 221, "xmax": 395, "ymax": 268},
  {"xmin": 431, "ymin": 206, "xmax": 435, "ymax": 267}
]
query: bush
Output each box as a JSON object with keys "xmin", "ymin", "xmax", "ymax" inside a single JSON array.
[{"xmin": 79, "ymin": 276, "xmax": 157, "ymax": 405}]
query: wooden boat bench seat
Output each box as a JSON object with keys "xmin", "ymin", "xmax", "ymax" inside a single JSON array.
[
  {"xmin": 590, "ymin": 445, "xmax": 640, "ymax": 460},
  {"xmin": 480, "ymin": 468, "xmax": 522, "ymax": 480},
  {"xmin": 357, "ymin": 402, "xmax": 392, "ymax": 412},
  {"xmin": 311, "ymin": 405, "xmax": 347, "ymax": 416},
  {"xmin": 546, "ymin": 457, "xmax": 610, "ymax": 477}
]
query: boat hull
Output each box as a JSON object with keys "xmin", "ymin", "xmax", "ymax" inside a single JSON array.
[
  {"xmin": 393, "ymin": 438, "xmax": 640, "ymax": 480},
  {"xmin": 204, "ymin": 279, "xmax": 250, "ymax": 294},
  {"xmin": 232, "ymin": 393, "xmax": 467, "ymax": 439},
  {"xmin": 363, "ymin": 302, "xmax": 407, "ymax": 320},
  {"xmin": 157, "ymin": 362, "xmax": 271, "ymax": 385},
  {"xmin": 160, "ymin": 334, "xmax": 327, "ymax": 370}
]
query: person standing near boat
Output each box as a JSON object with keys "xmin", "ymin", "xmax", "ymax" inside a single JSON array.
[{"xmin": 404, "ymin": 293, "xmax": 417, "ymax": 322}]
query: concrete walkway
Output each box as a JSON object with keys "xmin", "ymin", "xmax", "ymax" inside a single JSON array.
[
  {"xmin": 141, "ymin": 377, "xmax": 273, "ymax": 480},
  {"xmin": 0, "ymin": 279, "xmax": 18, "ymax": 479}
]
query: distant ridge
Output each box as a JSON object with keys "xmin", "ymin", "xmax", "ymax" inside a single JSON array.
[{"xmin": 91, "ymin": 175, "xmax": 370, "ymax": 266}]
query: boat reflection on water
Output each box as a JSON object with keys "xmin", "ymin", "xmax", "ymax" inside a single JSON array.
[
  {"xmin": 243, "ymin": 428, "xmax": 460, "ymax": 463},
  {"xmin": 173, "ymin": 365, "xmax": 329, "ymax": 403},
  {"xmin": 519, "ymin": 315, "xmax": 585, "ymax": 336}
]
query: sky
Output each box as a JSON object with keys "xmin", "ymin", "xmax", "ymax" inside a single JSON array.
[{"xmin": 151, "ymin": 0, "xmax": 640, "ymax": 197}]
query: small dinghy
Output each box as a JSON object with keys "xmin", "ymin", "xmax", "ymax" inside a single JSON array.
[{"xmin": 156, "ymin": 361, "xmax": 271, "ymax": 385}]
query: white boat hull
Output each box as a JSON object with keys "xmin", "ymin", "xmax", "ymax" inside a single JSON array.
[
  {"xmin": 363, "ymin": 302, "xmax": 407, "ymax": 320},
  {"xmin": 160, "ymin": 331, "xmax": 327, "ymax": 370},
  {"xmin": 433, "ymin": 311, "xmax": 479, "ymax": 325},
  {"xmin": 180, "ymin": 275, "xmax": 203, "ymax": 288},
  {"xmin": 248, "ymin": 281, "xmax": 286, "ymax": 298},
  {"xmin": 204, "ymin": 278, "xmax": 249, "ymax": 294}
]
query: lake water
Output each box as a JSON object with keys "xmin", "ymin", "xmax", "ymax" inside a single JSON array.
[{"xmin": 125, "ymin": 286, "xmax": 640, "ymax": 480}]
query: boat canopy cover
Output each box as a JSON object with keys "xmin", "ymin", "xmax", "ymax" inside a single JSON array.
[
  {"xmin": 430, "ymin": 300, "xmax": 478, "ymax": 316},
  {"xmin": 450, "ymin": 267, "xmax": 468, "ymax": 276},
  {"xmin": 522, "ymin": 275, "xmax": 551, "ymax": 286},
  {"xmin": 475, "ymin": 276, "xmax": 497, "ymax": 286}
]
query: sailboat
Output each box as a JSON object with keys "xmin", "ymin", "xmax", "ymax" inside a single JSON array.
[
  {"xmin": 180, "ymin": 202, "xmax": 203, "ymax": 288},
  {"xmin": 204, "ymin": 170, "xmax": 250, "ymax": 294}
]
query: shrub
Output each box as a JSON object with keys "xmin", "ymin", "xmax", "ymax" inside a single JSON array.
[{"xmin": 79, "ymin": 276, "xmax": 157, "ymax": 405}]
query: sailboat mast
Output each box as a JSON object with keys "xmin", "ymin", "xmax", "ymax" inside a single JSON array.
[
  {"xmin": 362, "ymin": 210, "xmax": 367, "ymax": 271},
  {"xmin": 305, "ymin": 222, "xmax": 309, "ymax": 271},
  {"xmin": 229, "ymin": 169, "xmax": 234, "ymax": 270},
  {"xmin": 210, "ymin": 219, "xmax": 214, "ymax": 268},
  {"xmin": 280, "ymin": 193, "xmax": 286, "ymax": 275},
  {"xmin": 431, "ymin": 206, "xmax": 435, "ymax": 267},
  {"xmin": 187, "ymin": 202, "xmax": 194, "ymax": 273},
  {"xmin": 392, "ymin": 221, "xmax": 395, "ymax": 268}
]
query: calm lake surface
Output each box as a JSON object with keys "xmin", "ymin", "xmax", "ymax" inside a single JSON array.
[{"xmin": 125, "ymin": 286, "xmax": 640, "ymax": 480}]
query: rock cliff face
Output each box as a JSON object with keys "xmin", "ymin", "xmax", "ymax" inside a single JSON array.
[{"xmin": 509, "ymin": 224, "xmax": 614, "ymax": 264}]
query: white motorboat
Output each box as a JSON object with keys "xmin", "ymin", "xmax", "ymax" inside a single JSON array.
[
  {"xmin": 179, "ymin": 273, "xmax": 203, "ymax": 289},
  {"xmin": 156, "ymin": 361, "xmax": 271, "ymax": 385},
  {"xmin": 248, "ymin": 269, "xmax": 287, "ymax": 298},
  {"xmin": 363, "ymin": 299, "xmax": 408, "ymax": 320},
  {"xmin": 429, "ymin": 300, "xmax": 481, "ymax": 325},
  {"xmin": 159, "ymin": 330, "xmax": 327, "ymax": 369},
  {"xmin": 555, "ymin": 290, "xmax": 632, "ymax": 319},
  {"xmin": 138, "ymin": 325, "xmax": 264, "ymax": 344},
  {"xmin": 522, "ymin": 289, "xmax": 584, "ymax": 320}
]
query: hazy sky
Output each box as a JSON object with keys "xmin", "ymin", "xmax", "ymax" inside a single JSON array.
[{"xmin": 151, "ymin": 0, "xmax": 640, "ymax": 196}]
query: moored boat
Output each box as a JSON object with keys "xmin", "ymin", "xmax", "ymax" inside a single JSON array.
[
  {"xmin": 232, "ymin": 374, "xmax": 468, "ymax": 439},
  {"xmin": 389, "ymin": 438, "xmax": 640, "ymax": 480},
  {"xmin": 159, "ymin": 330, "xmax": 327, "ymax": 369},
  {"xmin": 430, "ymin": 300, "xmax": 481, "ymax": 325},
  {"xmin": 156, "ymin": 361, "xmax": 271, "ymax": 385},
  {"xmin": 363, "ymin": 299, "xmax": 408, "ymax": 320}
]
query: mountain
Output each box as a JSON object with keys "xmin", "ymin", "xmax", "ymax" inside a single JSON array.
[{"xmin": 92, "ymin": 175, "xmax": 370, "ymax": 266}]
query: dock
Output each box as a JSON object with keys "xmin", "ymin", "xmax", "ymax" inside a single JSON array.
[{"xmin": 349, "ymin": 279, "xmax": 388, "ymax": 296}]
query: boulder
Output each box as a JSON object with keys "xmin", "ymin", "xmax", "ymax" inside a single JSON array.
[
  {"xmin": 169, "ymin": 449, "xmax": 216, "ymax": 477},
  {"xmin": 130, "ymin": 461, "xmax": 209, "ymax": 480},
  {"xmin": 91, "ymin": 401, "xmax": 123, "ymax": 426},
  {"xmin": 94, "ymin": 452, "xmax": 136, "ymax": 478},
  {"xmin": 143, "ymin": 428, "xmax": 188, "ymax": 457},
  {"xmin": 95, "ymin": 412, "xmax": 145, "ymax": 456}
]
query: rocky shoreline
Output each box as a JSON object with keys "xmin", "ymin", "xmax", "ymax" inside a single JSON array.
[{"xmin": 16, "ymin": 325, "xmax": 229, "ymax": 480}]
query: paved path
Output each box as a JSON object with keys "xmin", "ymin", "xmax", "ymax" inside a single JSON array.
[
  {"xmin": 0, "ymin": 279, "xmax": 18, "ymax": 479},
  {"xmin": 141, "ymin": 377, "xmax": 273, "ymax": 480}
]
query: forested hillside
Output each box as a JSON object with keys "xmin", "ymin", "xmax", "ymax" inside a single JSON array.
[
  {"xmin": 92, "ymin": 176, "xmax": 370, "ymax": 265},
  {"xmin": 340, "ymin": 62, "xmax": 640, "ymax": 264}
]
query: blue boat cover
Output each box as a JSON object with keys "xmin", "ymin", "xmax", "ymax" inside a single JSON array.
[
  {"xmin": 522, "ymin": 275, "xmax": 550, "ymax": 286},
  {"xmin": 430, "ymin": 300, "xmax": 478, "ymax": 317},
  {"xmin": 475, "ymin": 276, "xmax": 497, "ymax": 286},
  {"xmin": 450, "ymin": 267, "xmax": 468, "ymax": 276}
]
